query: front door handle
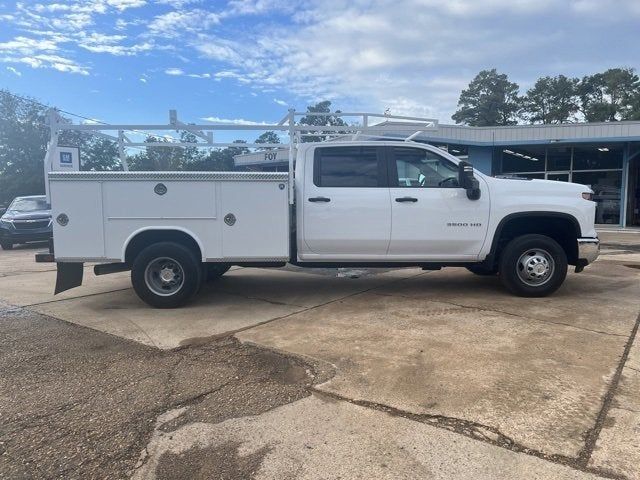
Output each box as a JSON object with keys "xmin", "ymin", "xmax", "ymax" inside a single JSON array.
[
  {"xmin": 395, "ymin": 196, "xmax": 418, "ymax": 203},
  {"xmin": 308, "ymin": 196, "xmax": 331, "ymax": 203}
]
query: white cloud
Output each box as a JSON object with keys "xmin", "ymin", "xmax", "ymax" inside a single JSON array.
[
  {"xmin": 223, "ymin": 0, "xmax": 291, "ymax": 16},
  {"xmin": 106, "ymin": 0, "xmax": 147, "ymax": 11},
  {"xmin": 147, "ymin": 9, "xmax": 220, "ymax": 38},
  {"xmin": 189, "ymin": 0, "xmax": 637, "ymax": 119},
  {"xmin": 0, "ymin": 36, "xmax": 60, "ymax": 54},
  {"xmin": 4, "ymin": 54, "xmax": 90, "ymax": 75},
  {"xmin": 155, "ymin": 0, "xmax": 202, "ymax": 6},
  {"xmin": 200, "ymin": 116, "xmax": 271, "ymax": 125},
  {"xmin": 273, "ymin": 98, "xmax": 287, "ymax": 106},
  {"xmin": 139, "ymin": 77, "xmax": 147, "ymax": 83},
  {"xmin": 193, "ymin": 38, "xmax": 242, "ymax": 63},
  {"xmin": 6, "ymin": 66, "xmax": 21, "ymax": 76},
  {"xmin": 164, "ymin": 67, "xmax": 211, "ymax": 78}
]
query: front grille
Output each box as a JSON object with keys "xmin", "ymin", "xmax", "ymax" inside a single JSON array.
[{"xmin": 13, "ymin": 220, "xmax": 50, "ymax": 230}]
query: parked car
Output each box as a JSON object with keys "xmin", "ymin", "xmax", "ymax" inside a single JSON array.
[{"xmin": 0, "ymin": 195, "xmax": 52, "ymax": 250}]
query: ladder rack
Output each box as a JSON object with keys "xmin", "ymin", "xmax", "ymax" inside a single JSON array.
[{"xmin": 44, "ymin": 109, "xmax": 439, "ymax": 204}]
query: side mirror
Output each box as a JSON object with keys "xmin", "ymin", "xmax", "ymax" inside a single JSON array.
[{"xmin": 458, "ymin": 161, "xmax": 481, "ymax": 200}]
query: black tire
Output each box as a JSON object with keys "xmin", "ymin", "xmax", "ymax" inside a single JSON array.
[
  {"xmin": 204, "ymin": 263, "xmax": 230, "ymax": 282},
  {"xmin": 466, "ymin": 264, "xmax": 498, "ymax": 276},
  {"xmin": 499, "ymin": 234, "xmax": 567, "ymax": 297},
  {"xmin": 0, "ymin": 241, "xmax": 13, "ymax": 250},
  {"xmin": 131, "ymin": 242, "xmax": 202, "ymax": 308}
]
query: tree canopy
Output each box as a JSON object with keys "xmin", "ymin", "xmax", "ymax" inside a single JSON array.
[
  {"xmin": 578, "ymin": 68, "xmax": 640, "ymax": 122},
  {"xmin": 521, "ymin": 75, "xmax": 580, "ymax": 124},
  {"xmin": 452, "ymin": 69, "xmax": 521, "ymax": 126},
  {"xmin": 453, "ymin": 67, "xmax": 640, "ymax": 126},
  {"xmin": 298, "ymin": 100, "xmax": 347, "ymax": 142},
  {"xmin": 0, "ymin": 90, "xmax": 120, "ymax": 205}
]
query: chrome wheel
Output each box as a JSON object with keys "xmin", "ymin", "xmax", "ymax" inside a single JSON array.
[
  {"xmin": 516, "ymin": 248, "xmax": 555, "ymax": 287},
  {"xmin": 144, "ymin": 257, "xmax": 184, "ymax": 296}
]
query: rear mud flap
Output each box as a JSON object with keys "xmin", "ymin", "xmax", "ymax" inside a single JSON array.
[{"xmin": 55, "ymin": 262, "xmax": 84, "ymax": 294}]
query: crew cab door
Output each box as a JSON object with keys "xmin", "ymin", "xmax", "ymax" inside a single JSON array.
[
  {"xmin": 302, "ymin": 145, "xmax": 391, "ymax": 257},
  {"xmin": 387, "ymin": 146, "xmax": 490, "ymax": 260}
]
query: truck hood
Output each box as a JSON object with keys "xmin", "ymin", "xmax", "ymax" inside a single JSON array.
[{"xmin": 490, "ymin": 176, "xmax": 592, "ymax": 194}]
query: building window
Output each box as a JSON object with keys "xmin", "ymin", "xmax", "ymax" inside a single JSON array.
[
  {"xmin": 547, "ymin": 146, "xmax": 571, "ymax": 171},
  {"xmin": 447, "ymin": 144, "xmax": 469, "ymax": 158},
  {"xmin": 501, "ymin": 146, "xmax": 546, "ymax": 173},
  {"xmin": 497, "ymin": 144, "xmax": 624, "ymax": 225},
  {"xmin": 573, "ymin": 145, "xmax": 623, "ymax": 170},
  {"xmin": 572, "ymin": 171, "xmax": 622, "ymax": 224}
]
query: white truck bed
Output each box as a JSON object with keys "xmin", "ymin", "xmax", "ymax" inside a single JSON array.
[{"xmin": 48, "ymin": 171, "xmax": 290, "ymax": 262}]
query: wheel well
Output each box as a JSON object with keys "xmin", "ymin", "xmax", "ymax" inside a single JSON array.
[
  {"xmin": 125, "ymin": 230, "xmax": 202, "ymax": 265},
  {"xmin": 490, "ymin": 215, "xmax": 580, "ymax": 267}
]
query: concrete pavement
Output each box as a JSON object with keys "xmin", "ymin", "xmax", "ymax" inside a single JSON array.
[
  {"xmin": 136, "ymin": 396, "xmax": 600, "ymax": 480},
  {"xmin": 0, "ymin": 236, "xmax": 639, "ymax": 479}
]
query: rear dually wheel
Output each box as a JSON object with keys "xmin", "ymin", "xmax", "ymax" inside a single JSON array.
[{"xmin": 131, "ymin": 241, "xmax": 202, "ymax": 308}]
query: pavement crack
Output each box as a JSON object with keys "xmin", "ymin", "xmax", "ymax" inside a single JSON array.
[
  {"xmin": 413, "ymin": 297, "xmax": 628, "ymax": 338},
  {"xmin": 577, "ymin": 310, "xmax": 640, "ymax": 468},
  {"xmin": 180, "ymin": 271, "xmax": 432, "ymax": 349},
  {"xmin": 311, "ymin": 388, "xmax": 626, "ymax": 479},
  {"xmin": 22, "ymin": 287, "xmax": 132, "ymax": 308},
  {"xmin": 217, "ymin": 289, "xmax": 307, "ymax": 308}
]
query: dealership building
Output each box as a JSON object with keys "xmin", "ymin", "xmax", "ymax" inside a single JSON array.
[{"xmin": 235, "ymin": 121, "xmax": 640, "ymax": 228}]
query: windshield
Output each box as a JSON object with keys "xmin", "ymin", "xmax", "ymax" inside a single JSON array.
[{"xmin": 9, "ymin": 197, "xmax": 50, "ymax": 212}]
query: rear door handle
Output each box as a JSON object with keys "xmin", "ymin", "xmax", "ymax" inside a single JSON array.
[
  {"xmin": 395, "ymin": 196, "xmax": 418, "ymax": 203},
  {"xmin": 308, "ymin": 196, "xmax": 331, "ymax": 203}
]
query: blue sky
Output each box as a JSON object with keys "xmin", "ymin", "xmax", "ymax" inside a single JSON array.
[{"xmin": 1, "ymin": 0, "xmax": 640, "ymax": 135}]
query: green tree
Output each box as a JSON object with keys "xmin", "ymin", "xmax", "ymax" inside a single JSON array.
[
  {"xmin": 628, "ymin": 93, "xmax": 640, "ymax": 121},
  {"xmin": 80, "ymin": 138, "xmax": 121, "ymax": 171},
  {"xmin": 0, "ymin": 90, "xmax": 124, "ymax": 205},
  {"xmin": 0, "ymin": 91, "xmax": 49, "ymax": 205},
  {"xmin": 578, "ymin": 67, "xmax": 640, "ymax": 121},
  {"xmin": 128, "ymin": 131, "xmax": 202, "ymax": 171},
  {"xmin": 298, "ymin": 100, "xmax": 346, "ymax": 142},
  {"xmin": 452, "ymin": 69, "xmax": 521, "ymax": 126},
  {"xmin": 255, "ymin": 131, "xmax": 281, "ymax": 150},
  {"xmin": 185, "ymin": 140, "xmax": 249, "ymax": 171},
  {"xmin": 521, "ymin": 75, "xmax": 580, "ymax": 124}
]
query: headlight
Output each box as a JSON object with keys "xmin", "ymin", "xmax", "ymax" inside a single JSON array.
[
  {"xmin": 582, "ymin": 192, "xmax": 593, "ymax": 201},
  {"xmin": 0, "ymin": 217, "xmax": 13, "ymax": 226}
]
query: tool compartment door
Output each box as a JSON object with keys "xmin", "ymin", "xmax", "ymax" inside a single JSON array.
[{"xmin": 219, "ymin": 181, "xmax": 289, "ymax": 260}]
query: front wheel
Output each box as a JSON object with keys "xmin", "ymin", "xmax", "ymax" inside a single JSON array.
[
  {"xmin": 499, "ymin": 234, "xmax": 567, "ymax": 297},
  {"xmin": 131, "ymin": 242, "xmax": 202, "ymax": 308},
  {"xmin": 0, "ymin": 240, "xmax": 13, "ymax": 250}
]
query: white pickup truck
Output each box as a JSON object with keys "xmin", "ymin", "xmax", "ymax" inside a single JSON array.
[{"xmin": 41, "ymin": 138, "xmax": 599, "ymax": 308}]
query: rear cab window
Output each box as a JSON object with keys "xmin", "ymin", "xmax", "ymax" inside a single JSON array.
[{"xmin": 313, "ymin": 146, "xmax": 386, "ymax": 187}]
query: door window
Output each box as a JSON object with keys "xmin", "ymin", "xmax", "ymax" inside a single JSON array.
[
  {"xmin": 314, "ymin": 146, "xmax": 383, "ymax": 187},
  {"xmin": 392, "ymin": 147, "xmax": 459, "ymax": 188}
]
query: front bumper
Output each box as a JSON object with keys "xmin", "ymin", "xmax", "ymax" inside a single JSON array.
[
  {"xmin": 0, "ymin": 225, "xmax": 52, "ymax": 244},
  {"xmin": 576, "ymin": 238, "xmax": 600, "ymax": 272}
]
